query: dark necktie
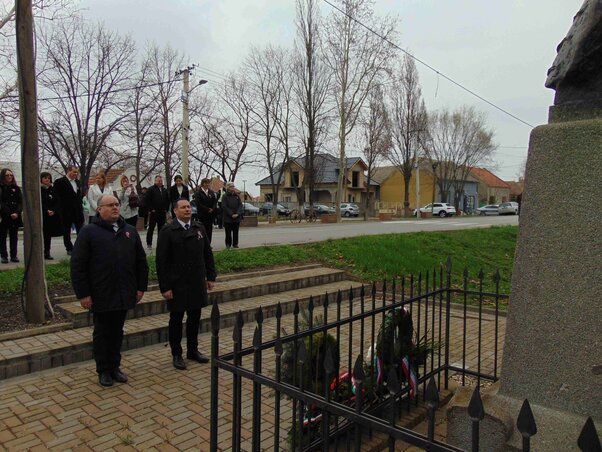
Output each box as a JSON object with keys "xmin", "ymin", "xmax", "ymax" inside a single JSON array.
[{"xmin": 185, "ymin": 223, "xmax": 190, "ymax": 230}]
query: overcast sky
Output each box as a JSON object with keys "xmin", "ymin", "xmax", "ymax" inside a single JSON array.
[{"xmin": 75, "ymin": 1, "xmax": 582, "ymax": 191}]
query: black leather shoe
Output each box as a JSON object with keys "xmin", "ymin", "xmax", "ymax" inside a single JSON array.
[
  {"xmin": 44, "ymin": 254, "xmax": 54, "ymax": 260},
  {"xmin": 0, "ymin": 258, "xmax": 8, "ymax": 264},
  {"xmin": 66, "ymin": 250, "xmax": 72, "ymax": 256},
  {"xmin": 10, "ymin": 257, "xmax": 19, "ymax": 263},
  {"xmin": 173, "ymin": 355, "xmax": 187, "ymax": 370},
  {"xmin": 99, "ymin": 371, "xmax": 113, "ymax": 387},
  {"xmin": 187, "ymin": 350, "xmax": 209, "ymax": 364},
  {"xmin": 111, "ymin": 368, "xmax": 128, "ymax": 383}
]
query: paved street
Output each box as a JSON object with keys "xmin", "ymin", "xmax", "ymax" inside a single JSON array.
[{"xmin": 3, "ymin": 215, "xmax": 518, "ymax": 270}]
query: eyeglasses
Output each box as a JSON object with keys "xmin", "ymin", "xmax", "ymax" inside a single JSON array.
[{"xmin": 99, "ymin": 203, "xmax": 120, "ymax": 208}]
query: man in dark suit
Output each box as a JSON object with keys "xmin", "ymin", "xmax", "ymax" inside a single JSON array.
[
  {"xmin": 53, "ymin": 165, "xmax": 84, "ymax": 254},
  {"xmin": 156, "ymin": 199, "xmax": 216, "ymax": 370},
  {"xmin": 169, "ymin": 175, "xmax": 190, "ymax": 218},
  {"xmin": 145, "ymin": 175, "xmax": 170, "ymax": 249},
  {"xmin": 193, "ymin": 178, "xmax": 217, "ymax": 244},
  {"xmin": 71, "ymin": 194, "xmax": 148, "ymax": 387}
]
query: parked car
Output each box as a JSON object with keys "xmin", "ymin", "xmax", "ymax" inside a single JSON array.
[
  {"xmin": 260, "ymin": 202, "xmax": 291, "ymax": 216},
  {"xmin": 304, "ymin": 203, "xmax": 335, "ymax": 216},
  {"xmin": 477, "ymin": 204, "xmax": 499, "ymax": 215},
  {"xmin": 413, "ymin": 203, "xmax": 457, "ymax": 218},
  {"xmin": 340, "ymin": 203, "xmax": 360, "ymax": 217},
  {"xmin": 498, "ymin": 201, "xmax": 519, "ymax": 215},
  {"xmin": 242, "ymin": 202, "xmax": 260, "ymax": 216}
]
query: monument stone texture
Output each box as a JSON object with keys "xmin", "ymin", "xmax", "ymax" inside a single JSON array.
[{"xmin": 447, "ymin": 1, "xmax": 602, "ymax": 450}]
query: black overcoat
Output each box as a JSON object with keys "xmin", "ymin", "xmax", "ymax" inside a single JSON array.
[
  {"xmin": 222, "ymin": 191, "xmax": 243, "ymax": 224},
  {"xmin": 169, "ymin": 184, "xmax": 190, "ymax": 210},
  {"xmin": 0, "ymin": 183, "xmax": 23, "ymax": 228},
  {"xmin": 155, "ymin": 220, "xmax": 216, "ymax": 312},
  {"xmin": 70, "ymin": 216, "xmax": 149, "ymax": 313},
  {"xmin": 53, "ymin": 176, "xmax": 84, "ymax": 225},
  {"xmin": 41, "ymin": 185, "xmax": 63, "ymax": 237},
  {"xmin": 193, "ymin": 188, "xmax": 217, "ymax": 223}
]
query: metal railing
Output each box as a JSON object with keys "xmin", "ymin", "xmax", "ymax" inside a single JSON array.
[{"xmin": 208, "ymin": 259, "xmax": 600, "ymax": 451}]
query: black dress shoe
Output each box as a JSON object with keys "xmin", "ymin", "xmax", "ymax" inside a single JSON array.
[
  {"xmin": 10, "ymin": 257, "xmax": 19, "ymax": 263},
  {"xmin": 44, "ymin": 254, "xmax": 54, "ymax": 260},
  {"xmin": 187, "ymin": 350, "xmax": 209, "ymax": 364},
  {"xmin": 111, "ymin": 368, "xmax": 128, "ymax": 383},
  {"xmin": 0, "ymin": 258, "xmax": 8, "ymax": 264},
  {"xmin": 173, "ymin": 355, "xmax": 187, "ymax": 370},
  {"xmin": 66, "ymin": 250, "xmax": 72, "ymax": 256},
  {"xmin": 99, "ymin": 371, "xmax": 113, "ymax": 387}
]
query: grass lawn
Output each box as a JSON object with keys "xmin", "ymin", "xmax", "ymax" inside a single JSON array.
[{"xmin": 0, "ymin": 225, "xmax": 517, "ymax": 298}]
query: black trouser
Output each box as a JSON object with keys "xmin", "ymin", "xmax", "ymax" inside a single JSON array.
[
  {"xmin": 224, "ymin": 222, "xmax": 239, "ymax": 248},
  {"xmin": 215, "ymin": 207, "xmax": 223, "ymax": 228},
  {"xmin": 62, "ymin": 215, "xmax": 83, "ymax": 252},
  {"xmin": 200, "ymin": 219, "xmax": 213, "ymax": 244},
  {"xmin": 0, "ymin": 223, "xmax": 18, "ymax": 259},
  {"xmin": 125, "ymin": 215, "xmax": 138, "ymax": 227},
  {"xmin": 92, "ymin": 310, "xmax": 128, "ymax": 373},
  {"xmin": 43, "ymin": 231, "xmax": 52, "ymax": 256},
  {"xmin": 139, "ymin": 207, "xmax": 149, "ymax": 228},
  {"xmin": 168, "ymin": 309, "xmax": 201, "ymax": 356},
  {"xmin": 146, "ymin": 210, "xmax": 166, "ymax": 246}
]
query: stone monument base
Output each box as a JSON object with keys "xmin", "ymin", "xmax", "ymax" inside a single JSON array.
[{"xmin": 447, "ymin": 383, "xmax": 597, "ymax": 451}]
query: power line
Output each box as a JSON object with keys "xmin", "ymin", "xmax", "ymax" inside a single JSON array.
[{"xmin": 321, "ymin": 0, "xmax": 535, "ymax": 129}]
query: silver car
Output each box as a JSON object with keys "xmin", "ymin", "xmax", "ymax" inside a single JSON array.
[
  {"xmin": 498, "ymin": 202, "xmax": 519, "ymax": 215},
  {"xmin": 340, "ymin": 203, "xmax": 360, "ymax": 217},
  {"xmin": 477, "ymin": 204, "xmax": 499, "ymax": 215}
]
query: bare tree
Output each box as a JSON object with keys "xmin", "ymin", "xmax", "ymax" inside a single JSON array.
[
  {"xmin": 360, "ymin": 84, "xmax": 391, "ymax": 219},
  {"xmin": 294, "ymin": 0, "xmax": 331, "ymax": 209},
  {"xmin": 425, "ymin": 106, "xmax": 496, "ymax": 210},
  {"xmin": 324, "ymin": 0, "xmax": 397, "ymax": 220},
  {"xmin": 193, "ymin": 73, "xmax": 256, "ymax": 183},
  {"xmin": 37, "ymin": 17, "xmax": 135, "ymax": 188},
  {"xmin": 386, "ymin": 54, "xmax": 428, "ymax": 215},
  {"xmin": 147, "ymin": 44, "xmax": 185, "ymax": 187}
]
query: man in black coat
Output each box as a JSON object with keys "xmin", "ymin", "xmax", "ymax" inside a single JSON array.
[
  {"xmin": 71, "ymin": 194, "xmax": 149, "ymax": 387},
  {"xmin": 193, "ymin": 178, "xmax": 217, "ymax": 244},
  {"xmin": 156, "ymin": 199, "xmax": 216, "ymax": 370},
  {"xmin": 169, "ymin": 174, "xmax": 190, "ymax": 218},
  {"xmin": 145, "ymin": 175, "xmax": 170, "ymax": 249},
  {"xmin": 53, "ymin": 165, "xmax": 84, "ymax": 254}
]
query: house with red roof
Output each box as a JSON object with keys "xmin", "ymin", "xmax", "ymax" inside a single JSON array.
[{"xmin": 469, "ymin": 167, "xmax": 511, "ymax": 205}]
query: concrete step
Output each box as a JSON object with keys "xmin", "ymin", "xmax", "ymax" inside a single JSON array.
[
  {"xmin": 0, "ymin": 278, "xmax": 365, "ymax": 381},
  {"xmin": 52, "ymin": 263, "xmax": 325, "ymax": 304},
  {"xmin": 56, "ymin": 266, "xmax": 348, "ymax": 327}
]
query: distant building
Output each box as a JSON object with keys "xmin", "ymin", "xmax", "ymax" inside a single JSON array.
[
  {"xmin": 469, "ymin": 167, "xmax": 511, "ymax": 205},
  {"xmin": 256, "ymin": 154, "xmax": 378, "ymax": 206}
]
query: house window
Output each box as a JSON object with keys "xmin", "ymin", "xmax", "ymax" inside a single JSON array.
[
  {"xmin": 348, "ymin": 195, "xmax": 355, "ymax": 202},
  {"xmin": 292, "ymin": 171, "xmax": 299, "ymax": 187},
  {"xmin": 265, "ymin": 193, "xmax": 273, "ymax": 202},
  {"xmin": 352, "ymin": 171, "xmax": 359, "ymax": 188},
  {"xmin": 284, "ymin": 196, "xmax": 291, "ymax": 203}
]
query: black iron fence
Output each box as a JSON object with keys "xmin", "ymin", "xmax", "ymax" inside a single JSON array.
[{"xmin": 209, "ymin": 259, "xmax": 600, "ymax": 451}]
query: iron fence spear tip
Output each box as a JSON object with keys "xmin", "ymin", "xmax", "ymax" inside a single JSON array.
[
  {"xmin": 255, "ymin": 306, "xmax": 263, "ymax": 324},
  {"xmin": 253, "ymin": 326, "xmax": 261, "ymax": 348},
  {"xmin": 467, "ymin": 387, "xmax": 484, "ymax": 421},
  {"xmin": 578, "ymin": 417, "xmax": 601, "ymax": 452},
  {"xmin": 425, "ymin": 376, "xmax": 439, "ymax": 409},
  {"xmin": 517, "ymin": 399, "xmax": 537, "ymax": 437},
  {"xmin": 478, "ymin": 269, "xmax": 484, "ymax": 280},
  {"xmin": 446, "ymin": 256, "xmax": 452, "ymax": 273},
  {"xmin": 275, "ymin": 302, "xmax": 282, "ymax": 318},
  {"xmin": 463, "ymin": 267, "xmax": 469, "ymax": 278},
  {"xmin": 210, "ymin": 302, "xmax": 220, "ymax": 331},
  {"xmin": 294, "ymin": 300, "xmax": 300, "ymax": 315},
  {"xmin": 308, "ymin": 295, "xmax": 314, "ymax": 311}
]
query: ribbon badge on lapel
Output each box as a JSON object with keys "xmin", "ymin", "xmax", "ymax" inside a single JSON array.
[
  {"xmin": 197, "ymin": 230, "xmax": 203, "ymax": 240},
  {"xmin": 125, "ymin": 231, "xmax": 131, "ymax": 239}
]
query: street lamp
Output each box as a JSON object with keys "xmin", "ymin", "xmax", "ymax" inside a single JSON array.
[{"xmin": 179, "ymin": 66, "xmax": 208, "ymax": 186}]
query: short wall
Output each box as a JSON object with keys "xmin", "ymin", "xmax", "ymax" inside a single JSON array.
[
  {"xmin": 321, "ymin": 214, "xmax": 337, "ymax": 223},
  {"xmin": 240, "ymin": 216, "xmax": 258, "ymax": 227},
  {"xmin": 378, "ymin": 212, "xmax": 393, "ymax": 221}
]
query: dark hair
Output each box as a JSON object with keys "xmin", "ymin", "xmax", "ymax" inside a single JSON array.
[
  {"xmin": 175, "ymin": 198, "xmax": 190, "ymax": 208},
  {"xmin": 0, "ymin": 168, "xmax": 17, "ymax": 186},
  {"xmin": 174, "ymin": 175, "xmax": 183, "ymax": 182},
  {"xmin": 201, "ymin": 178, "xmax": 211, "ymax": 185},
  {"xmin": 40, "ymin": 172, "xmax": 52, "ymax": 182},
  {"xmin": 66, "ymin": 165, "xmax": 78, "ymax": 172}
]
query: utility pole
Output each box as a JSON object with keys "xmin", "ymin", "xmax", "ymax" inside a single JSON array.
[
  {"xmin": 176, "ymin": 65, "xmax": 207, "ymax": 187},
  {"xmin": 16, "ymin": 0, "xmax": 46, "ymax": 323},
  {"xmin": 415, "ymin": 162, "xmax": 421, "ymax": 220}
]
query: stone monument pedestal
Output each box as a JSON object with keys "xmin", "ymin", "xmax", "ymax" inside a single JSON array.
[{"xmin": 447, "ymin": 110, "xmax": 602, "ymax": 451}]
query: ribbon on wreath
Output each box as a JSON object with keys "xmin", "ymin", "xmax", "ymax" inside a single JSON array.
[{"xmin": 401, "ymin": 355, "xmax": 418, "ymax": 399}]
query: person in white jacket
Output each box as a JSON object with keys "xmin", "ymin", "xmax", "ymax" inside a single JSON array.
[
  {"xmin": 117, "ymin": 175, "xmax": 139, "ymax": 227},
  {"xmin": 87, "ymin": 172, "xmax": 112, "ymax": 223}
]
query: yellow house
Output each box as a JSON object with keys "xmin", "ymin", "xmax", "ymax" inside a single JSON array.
[
  {"xmin": 256, "ymin": 154, "xmax": 378, "ymax": 206},
  {"xmin": 373, "ymin": 163, "xmax": 436, "ymax": 211}
]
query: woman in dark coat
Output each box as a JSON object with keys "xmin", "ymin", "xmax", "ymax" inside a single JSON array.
[
  {"xmin": 40, "ymin": 172, "xmax": 63, "ymax": 260},
  {"xmin": 0, "ymin": 168, "xmax": 23, "ymax": 263},
  {"xmin": 221, "ymin": 182, "xmax": 243, "ymax": 249}
]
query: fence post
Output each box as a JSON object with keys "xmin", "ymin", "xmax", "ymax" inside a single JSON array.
[
  {"xmin": 252, "ymin": 324, "xmax": 263, "ymax": 452},
  {"xmin": 353, "ymin": 355, "xmax": 365, "ymax": 452},
  {"xmin": 444, "ymin": 257, "xmax": 452, "ymax": 389},
  {"xmin": 210, "ymin": 301, "xmax": 220, "ymax": 452},
  {"xmin": 322, "ymin": 346, "xmax": 335, "ymax": 452},
  {"xmin": 425, "ymin": 376, "xmax": 440, "ymax": 444},
  {"xmin": 468, "ymin": 386, "xmax": 485, "ymax": 452},
  {"xmin": 387, "ymin": 367, "xmax": 401, "ymax": 452},
  {"xmin": 517, "ymin": 399, "xmax": 537, "ymax": 452},
  {"xmin": 231, "ymin": 311, "xmax": 244, "ymax": 452}
]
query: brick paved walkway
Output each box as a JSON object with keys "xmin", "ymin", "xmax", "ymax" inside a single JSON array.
[{"xmin": 0, "ymin": 297, "xmax": 505, "ymax": 451}]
